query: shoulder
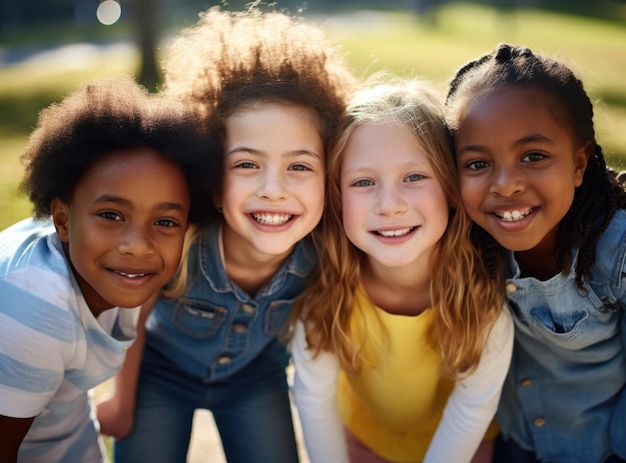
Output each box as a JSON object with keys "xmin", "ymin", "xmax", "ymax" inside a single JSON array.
[
  {"xmin": 0, "ymin": 218, "xmax": 72, "ymax": 297},
  {"xmin": 1, "ymin": 219, "xmax": 78, "ymax": 342},
  {"xmin": 592, "ymin": 209, "xmax": 626, "ymax": 282},
  {"xmin": 485, "ymin": 304, "xmax": 514, "ymax": 352},
  {"xmin": 286, "ymin": 236, "xmax": 318, "ymax": 276},
  {"xmin": 0, "ymin": 218, "xmax": 57, "ymax": 268}
]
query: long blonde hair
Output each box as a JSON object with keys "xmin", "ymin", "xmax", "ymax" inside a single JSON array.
[{"xmin": 292, "ymin": 77, "xmax": 505, "ymax": 378}]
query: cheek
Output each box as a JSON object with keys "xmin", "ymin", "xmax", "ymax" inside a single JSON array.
[
  {"xmin": 310, "ymin": 180, "xmax": 325, "ymax": 211},
  {"xmin": 459, "ymin": 177, "xmax": 480, "ymax": 206},
  {"xmin": 163, "ymin": 238, "xmax": 186, "ymax": 269},
  {"xmin": 341, "ymin": 197, "xmax": 360, "ymax": 238}
]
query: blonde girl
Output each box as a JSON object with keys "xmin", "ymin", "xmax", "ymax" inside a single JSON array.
[{"xmin": 291, "ymin": 78, "xmax": 513, "ymax": 463}]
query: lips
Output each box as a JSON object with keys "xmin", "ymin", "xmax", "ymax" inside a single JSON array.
[
  {"xmin": 251, "ymin": 212, "xmax": 294, "ymax": 225},
  {"xmin": 493, "ymin": 208, "xmax": 533, "ymax": 222}
]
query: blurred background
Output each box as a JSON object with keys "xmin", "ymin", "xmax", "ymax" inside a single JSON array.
[
  {"xmin": 1, "ymin": 2, "xmax": 625, "ymax": 461},
  {"xmin": 1, "ymin": 0, "xmax": 626, "ymax": 230}
]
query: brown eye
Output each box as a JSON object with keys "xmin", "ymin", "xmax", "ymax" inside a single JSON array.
[
  {"xmin": 466, "ymin": 160, "xmax": 489, "ymax": 170},
  {"xmin": 523, "ymin": 152, "xmax": 547, "ymax": 162}
]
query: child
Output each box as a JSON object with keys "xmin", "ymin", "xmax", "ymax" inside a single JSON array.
[
  {"xmin": 0, "ymin": 75, "xmax": 217, "ymax": 463},
  {"xmin": 96, "ymin": 6, "xmax": 356, "ymax": 463},
  {"xmin": 291, "ymin": 78, "xmax": 514, "ymax": 463},
  {"xmin": 444, "ymin": 43, "xmax": 626, "ymax": 463}
]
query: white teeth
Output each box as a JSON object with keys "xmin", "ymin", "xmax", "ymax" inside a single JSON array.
[
  {"xmin": 117, "ymin": 271, "xmax": 146, "ymax": 279},
  {"xmin": 252, "ymin": 213, "xmax": 292, "ymax": 225},
  {"xmin": 378, "ymin": 227, "xmax": 412, "ymax": 237},
  {"xmin": 498, "ymin": 209, "xmax": 531, "ymax": 222}
]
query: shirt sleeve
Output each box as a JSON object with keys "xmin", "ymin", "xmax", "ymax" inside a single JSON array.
[
  {"xmin": 291, "ymin": 320, "xmax": 349, "ymax": 463},
  {"xmin": 424, "ymin": 305, "xmax": 514, "ymax": 463},
  {"xmin": 0, "ymin": 281, "xmax": 68, "ymax": 418}
]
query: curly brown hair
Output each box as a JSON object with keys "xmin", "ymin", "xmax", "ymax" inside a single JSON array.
[
  {"xmin": 159, "ymin": 6, "xmax": 357, "ymax": 298},
  {"xmin": 162, "ymin": 6, "xmax": 357, "ymax": 186},
  {"xmin": 19, "ymin": 75, "xmax": 218, "ymax": 224}
]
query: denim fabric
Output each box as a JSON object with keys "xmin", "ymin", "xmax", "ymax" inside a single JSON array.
[
  {"xmin": 114, "ymin": 338, "xmax": 299, "ymax": 463},
  {"xmin": 497, "ymin": 209, "xmax": 626, "ymax": 463},
  {"xmin": 115, "ymin": 221, "xmax": 315, "ymax": 462},
  {"xmin": 494, "ymin": 434, "xmax": 626, "ymax": 463},
  {"xmin": 144, "ymin": 221, "xmax": 315, "ymax": 381}
]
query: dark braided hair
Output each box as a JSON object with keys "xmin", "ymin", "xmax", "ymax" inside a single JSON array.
[{"xmin": 445, "ymin": 43, "xmax": 626, "ymax": 288}]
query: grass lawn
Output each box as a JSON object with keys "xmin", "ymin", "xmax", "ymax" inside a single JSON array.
[{"xmin": 1, "ymin": 3, "xmax": 626, "ymax": 230}]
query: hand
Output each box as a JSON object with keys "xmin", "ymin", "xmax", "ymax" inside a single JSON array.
[{"xmin": 96, "ymin": 393, "xmax": 134, "ymax": 440}]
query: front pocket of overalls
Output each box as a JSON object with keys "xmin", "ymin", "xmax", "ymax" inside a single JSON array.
[
  {"xmin": 529, "ymin": 305, "xmax": 588, "ymax": 337},
  {"xmin": 264, "ymin": 299, "xmax": 295, "ymax": 335},
  {"xmin": 173, "ymin": 298, "xmax": 227, "ymax": 338}
]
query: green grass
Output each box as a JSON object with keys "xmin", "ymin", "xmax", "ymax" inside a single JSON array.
[{"xmin": 2, "ymin": 4, "xmax": 626, "ymax": 231}]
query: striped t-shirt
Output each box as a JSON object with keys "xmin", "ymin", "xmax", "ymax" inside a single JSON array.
[{"xmin": 0, "ymin": 218, "xmax": 140, "ymax": 462}]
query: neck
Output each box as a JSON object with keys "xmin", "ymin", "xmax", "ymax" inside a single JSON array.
[
  {"xmin": 361, "ymin": 258, "xmax": 432, "ymax": 316},
  {"xmin": 514, "ymin": 229, "xmax": 560, "ymax": 280},
  {"xmin": 220, "ymin": 223, "xmax": 291, "ymax": 295}
]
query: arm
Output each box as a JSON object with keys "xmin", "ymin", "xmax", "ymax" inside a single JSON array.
[
  {"xmin": 0, "ymin": 415, "xmax": 35, "ymax": 463},
  {"xmin": 424, "ymin": 306, "xmax": 514, "ymax": 463},
  {"xmin": 96, "ymin": 293, "xmax": 156, "ymax": 439},
  {"xmin": 291, "ymin": 320, "xmax": 349, "ymax": 463}
]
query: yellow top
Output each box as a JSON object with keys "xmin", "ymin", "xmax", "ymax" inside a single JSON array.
[{"xmin": 337, "ymin": 288, "xmax": 498, "ymax": 462}]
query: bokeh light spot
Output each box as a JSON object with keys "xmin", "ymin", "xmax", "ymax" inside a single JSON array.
[{"xmin": 97, "ymin": 0, "xmax": 121, "ymax": 26}]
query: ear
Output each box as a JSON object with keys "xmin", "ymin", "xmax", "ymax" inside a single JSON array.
[
  {"xmin": 51, "ymin": 198, "xmax": 71, "ymax": 243},
  {"xmin": 573, "ymin": 142, "xmax": 590, "ymax": 187},
  {"xmin": 213, "ymin": 192, "xmax": 222, "ymax": 213}
]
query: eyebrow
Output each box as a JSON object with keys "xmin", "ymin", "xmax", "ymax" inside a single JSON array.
[
  {"xmin": 458, "ymin": 133, "xmax": 553, "ymax": 155},
  {"xmin": 94, "ymin": 195, "xmax": 187, "ymax": 214},
  {"xmin": 226, "ymin": 147, "xmax": 322, "ymax": 160}
]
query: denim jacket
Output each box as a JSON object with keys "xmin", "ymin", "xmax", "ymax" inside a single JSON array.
[
  {"xmin": 144, "ymin": 221, "xmax": 317, "ymax": 382},
  {"xmin": 497, "ymin": 209, "xmax": 626, "ymax": 462}
]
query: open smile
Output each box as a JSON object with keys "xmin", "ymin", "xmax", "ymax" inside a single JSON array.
[
  {"xmin": 375, "ymin": 227, "xmax": 415, "ymax": 237},
  {"xmin": 114, "ymin": 270, "xmax": 151, "ymax": 279},
  {"xmin": 493, "ymin": 208, "xmax": 534, "ymax": 222},
  {"xmin": 251, "ymin": 212, "xmax": 294, "ymax": 225}
]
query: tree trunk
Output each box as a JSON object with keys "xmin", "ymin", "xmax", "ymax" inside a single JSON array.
[{"xmin": 134, "ymin": 0, "xmax": 161, "ymax": 92}]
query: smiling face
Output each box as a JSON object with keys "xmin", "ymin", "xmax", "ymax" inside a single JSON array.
[
  {"xmin": 340, "ymin": 122, "xmax": 449, "ymax": 270},
  {"xmin": 52, "ymin": 147, "xmax": 190, "ymax": 317},
  {"xmin": 454, "ymin": 87, "xmax": 588, "ymax": 253},
  {"xmin": 216, "ymin": 102, "xmax": 325, "ymax": 259}
]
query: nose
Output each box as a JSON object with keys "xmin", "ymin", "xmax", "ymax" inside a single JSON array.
[
  {"xmin": 374, "ymin": 182, "xmax": 408, "ymax": 216},
  {"xmin": 257, "ymin": 168, "xmax": 289, "ymax": 201},
  {"xmin": 117, "ymin": 224, "xmax": 155, "ymax": 257},
  {"xmin": 489, "ymin": 165, "xmax": 524, "ymax": 197}
]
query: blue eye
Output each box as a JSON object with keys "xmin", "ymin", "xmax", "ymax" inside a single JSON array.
[
  {"xmin": 405, "ymin": 173, "xmax": 425, "ymax": 182},
  {"xmin": 352, "ymin": 179, "xmax": 374, "ymax": 187}
]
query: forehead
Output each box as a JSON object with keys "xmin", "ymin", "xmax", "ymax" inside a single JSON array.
[
  {"xmin": 342, "ymin": 122, "xmax": 430, "ymax": 168},
  {"xmin": 460, "ymin": 87, "xmax": 571, "ymax": 134},
  {"xmin": 88, "ymin": 146, "xmax": 174, "ymax": 173}
]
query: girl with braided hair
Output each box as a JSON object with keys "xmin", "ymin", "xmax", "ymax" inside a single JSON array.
[{"xmin": 445, "ymin": 43, "xmax": 626, "ymax": 463}]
